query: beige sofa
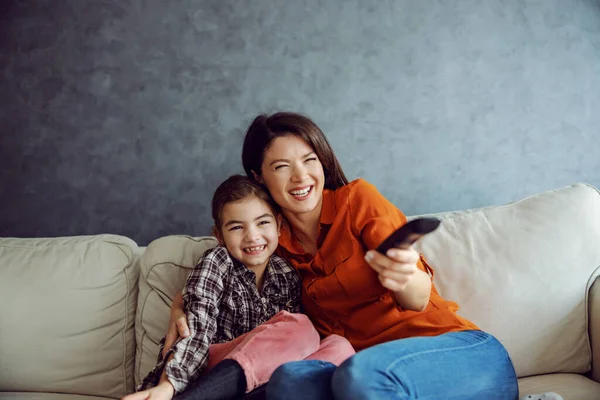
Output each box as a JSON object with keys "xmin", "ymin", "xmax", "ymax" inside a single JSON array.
[{"xmin": 1, "ymin": 183, "xmax": 600, "ymax": 400}]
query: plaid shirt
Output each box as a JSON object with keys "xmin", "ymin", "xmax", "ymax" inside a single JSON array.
[{"xmin": 139, "ymin": 246, "xmax": 301, "ymax": 394}]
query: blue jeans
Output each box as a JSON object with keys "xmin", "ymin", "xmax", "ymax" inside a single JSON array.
[{"xmin": 266, "ymin": 330, "xmax": 518, "ymax": 400}]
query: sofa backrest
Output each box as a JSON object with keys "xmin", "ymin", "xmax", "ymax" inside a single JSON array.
[
  {"xmin": 413, "ymin": 183, "xmax": 600, "ymax": 377},
  {"xmin": 0, "ymin": 235, "xmax": 139, "ymax": 399}
]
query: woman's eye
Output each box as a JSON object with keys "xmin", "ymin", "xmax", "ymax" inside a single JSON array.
[
  {"xmin": 229, "ymin": 226, "xmax": 242, "ymax": 231},
  {"xmin": 258, "ymin": 220, "xmax": 270, "ymax": 226},
  {"xmin": 274, "ymin": 164, "xmax": 288, "ymax": 170},
  {"xmin": 305, "ymin": 157, "xmax": 317, "ymax": 163}
]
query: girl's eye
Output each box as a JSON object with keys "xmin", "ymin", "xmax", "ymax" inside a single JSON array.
[
  {"xmin": 258, "ymin": 220, "xmax": 270, "ymax": 226},
  {"xmin": 274, "ymin": 164, "xmax": 288, "ymax": 170},
  {"xmin": 305, "ymin": 157, "xmax": 317, "ymax": 162},
  {"xmin": 228, "ymin": 226, "xmax": 243, "ymax": 231}
]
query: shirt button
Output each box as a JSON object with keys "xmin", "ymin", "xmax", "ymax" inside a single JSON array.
[{"xmin": 261, "ymin": 298, "xmax": 267, "ymax": 304}]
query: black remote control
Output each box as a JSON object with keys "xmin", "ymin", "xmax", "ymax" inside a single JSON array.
[{"xmin": 376, "ymin": 217, "xmax": 441, "ymax": 254}]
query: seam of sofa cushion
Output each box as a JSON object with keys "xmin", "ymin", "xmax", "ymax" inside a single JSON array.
[
  {"xmin": 105, "ymin": 239, "xmax": 136, "ymax": 263},
  {"xmin": 98, "ymin": 237, "xmax": 137, "ymax": 396},
  {"xmin": 137, "ymin": 329, "xmax": 148, "ymax": 386},
  {"xmin": 136, "ymin": 280, "xmax": 156, "ymax": 384},
  {"xmin": 143, "ymin": 261, "xmax": 201, "ymax": 281},
  {"xmin": 585, "ymin": 265, "xmax": 600, "ymax": 373},
  {"xmin": 581, "ymin": 183, "xmax": 600, "ymax": 196},
  {"xmin": 121, "ymin": 260, "xmax": 132, "ymax": 395},
  {"xmin": 0, "ymin": 239, "xmax": 136, "ymax": 251},
  {"xmin": 0, "ymin": 234, "xmax": 138, "ymax": 248},
  {"xmin": 104, "ymin": 237, "xmax": 137, "ymax": 396},
  {"xmin": 149, "ymin": 235, "xmax": 216, "ymax": 243},
  {"xmin": 141, "ymin": 236, "xmax": 218, "ymax": 278}
]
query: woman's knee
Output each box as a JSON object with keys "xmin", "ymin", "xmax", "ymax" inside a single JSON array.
[
  {"xmin": 267, "ymin": 360, "xmax": 337, "ymax": 399},
  {"xmin": 331, "ymin": 351, "xmax": 410, "ymax": 400},
  {"xmin": 331, "ymin": 354, "xmax": 366, "ymax": 398},
  {"xmin": 267, "ymin": 362, "xmax": 296, "ymax": 390}
]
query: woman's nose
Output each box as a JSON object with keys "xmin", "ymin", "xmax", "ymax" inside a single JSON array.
[{"xmin": 292, "ymin": 163, "xmax": 308, "ymax": 182}]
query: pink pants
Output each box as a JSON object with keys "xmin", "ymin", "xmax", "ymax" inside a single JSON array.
[{"xmin": 205, "ymin": 311, "xmax": 355, "ymax": 392}]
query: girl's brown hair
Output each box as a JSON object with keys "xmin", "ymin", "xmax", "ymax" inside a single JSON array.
[
  {"xmin": 242, "ymin": 112, "xmax": 349, "ymax": 190},
  {"xmin": 211, "ymin": 174, "xmax": 279, "ymax": 235}
]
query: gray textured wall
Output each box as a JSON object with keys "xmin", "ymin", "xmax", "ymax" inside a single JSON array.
[{"xmin": 1, "ymin": 0, "xmax": 599, "ymax": 245}]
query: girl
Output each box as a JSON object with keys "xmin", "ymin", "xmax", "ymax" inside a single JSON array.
[{"xmin": 123, "ymin": 174, "xmax": 354, "ymax": 400}]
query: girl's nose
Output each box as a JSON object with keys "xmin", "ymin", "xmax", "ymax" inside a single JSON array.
[{"xmin": 244, "ymin": 225, "xmax": 261, "ymax": 241}]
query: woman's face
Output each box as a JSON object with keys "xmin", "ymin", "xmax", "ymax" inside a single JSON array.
[{"xmin": 259, "ymin": 135, "xmax": 325, "ymax": 217}]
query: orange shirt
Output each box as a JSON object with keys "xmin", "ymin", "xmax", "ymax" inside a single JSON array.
[{"xmin": 277, "ymin": 179, "xmax": 479, "ymax": 351}]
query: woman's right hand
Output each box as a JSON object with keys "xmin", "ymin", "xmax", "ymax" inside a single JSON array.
[{"xmin": 162, "ymin": 293, "xmax": 190, "ymax": 357}]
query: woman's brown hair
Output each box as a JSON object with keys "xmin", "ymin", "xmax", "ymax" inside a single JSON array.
[
  {"xmin": 241, "ymin": 112, "xmax": 349, "ymax": 190},
  {"xmin": 211, "ymin": 174, "xmax": 279, "ymax": 235}
]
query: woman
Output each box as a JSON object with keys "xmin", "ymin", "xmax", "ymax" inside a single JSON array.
[{"xmin": 165, "ymin": 113, "xmax": 559, "ymax": 400}]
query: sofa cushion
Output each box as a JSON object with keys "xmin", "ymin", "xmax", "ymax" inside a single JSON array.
[
  {"xmin": 0, "ymin": 235, "xmax": 139, "ymax": 399},
  {"xmin": 413, "ymin": 183, "xmax": 600, "ymax": 378},
  {"xmin": 134, "ymin": 235, "xmax": 219, "ymax": 386}
]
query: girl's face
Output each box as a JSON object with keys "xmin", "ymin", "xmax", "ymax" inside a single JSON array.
[
  {"xmin": 219, "ymin": 195, "xmax": 281, "ymax": 271},
  {"xmin": 259, "ymin": 135, "xmax": 325, "ymax": 218}
]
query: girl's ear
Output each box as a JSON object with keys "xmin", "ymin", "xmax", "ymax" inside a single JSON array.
[
  {"xmin": 251, "ymin": 170, "xmax": 263, "ymax": 184},
  {"xmin": 212, "ymin": 226, "xmax": 225, "ymax": 246}
]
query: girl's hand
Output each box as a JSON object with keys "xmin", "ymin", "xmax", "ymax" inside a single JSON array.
[
  {"xmin": 365, "ymin": 247, "xmax": 420, "ymax": 292},
  {"xmin": 121, "ymin": 382, "xmax": 174, "ymax": 400},
  {"xmin": 163, "ymin": 293, "xmax": 190, "ymax": 357}
]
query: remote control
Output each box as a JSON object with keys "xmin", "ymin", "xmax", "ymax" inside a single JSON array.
[{"xmin": 376, "ymin": 217, "xmax": 441, "ymax": 254}]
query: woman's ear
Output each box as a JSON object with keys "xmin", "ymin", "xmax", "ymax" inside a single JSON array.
[
  {"xmin": 251, "ymin": 170, "xmax": 263, "ymax": 184},
  {"xmin": 276, "ymin": 215, "xmax": 282, "ymax": 237}
]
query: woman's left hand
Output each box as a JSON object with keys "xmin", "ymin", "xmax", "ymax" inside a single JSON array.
[
  {"xmin": 365, "ymin": 247, "xmax": 420, "ymax": 292},
  {"xmin": 120, "ymin": 381, "xmax": 174, "ymax": 400}
]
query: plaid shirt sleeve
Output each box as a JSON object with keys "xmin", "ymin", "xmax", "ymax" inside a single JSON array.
[{"xmin": 162, "ymin": 247, "xmax": 229, "ymax": 394}]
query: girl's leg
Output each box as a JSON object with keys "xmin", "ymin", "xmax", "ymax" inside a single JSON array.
[
  {"xmin": 303, "ymin": 334, "xmax": 356, "ymax": 366},
  {"xmin": 177, "ymin": 311, "xmax": 320, "ymax": 399},
  {"xmin": 245, "ymin": 335, "xmax": 356, "ymax": 399},
  {"xmin": 220, "ymin": 311, "xmax": 320, "ymax": 391},
  {"xmin": 331, "ymin": 330, "xmax": 518, "ymax": 400},
  {"xmin": 244, "ymin": 383, "xmax": 267, "ymax": 400},
  {"xmin": 197, "ymin": 311, "xmax": 319, "ymax": 394},
  {"xmin": 175, "ymin": 359, "xmax": 245, "ymax": 400}
]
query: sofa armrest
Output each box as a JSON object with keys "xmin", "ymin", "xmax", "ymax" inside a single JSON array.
[{"xmin": 588, "ymin": 275, "xmax": 600, "ymax": 383}]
